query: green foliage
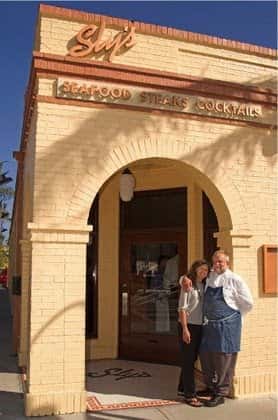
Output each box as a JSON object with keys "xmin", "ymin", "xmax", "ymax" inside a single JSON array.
[
  {"xmin": 0, "ymin": 244, "xmax": 8, "ymax": 268},
  {"xmin": 0, "ymin": 186, "xmax": 13, "ymax": 201}
]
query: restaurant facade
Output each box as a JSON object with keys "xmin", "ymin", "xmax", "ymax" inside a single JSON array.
[{"xmin": 9, "ymin": 4, "xmax": 277, "ymax": 416}]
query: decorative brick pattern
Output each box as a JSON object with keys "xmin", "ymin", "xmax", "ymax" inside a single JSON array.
[{"xmin": 86, "ymin": 395, "xmax": 179, "ymax": 411}]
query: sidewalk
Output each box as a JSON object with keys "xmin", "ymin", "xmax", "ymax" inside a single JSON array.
[{"xmin": 0, "ymin": 286, "xmax": 277, "ymax": 420}]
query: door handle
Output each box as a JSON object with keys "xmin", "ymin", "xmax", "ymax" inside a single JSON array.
[{"xmin": 122, "ymin": 291, "xmax": 128, "ymax": 316}]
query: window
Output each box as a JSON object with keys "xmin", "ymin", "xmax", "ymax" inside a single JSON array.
[{"xmin": 121, "ymin": 188, "xmax": 187, "ymax": 230}]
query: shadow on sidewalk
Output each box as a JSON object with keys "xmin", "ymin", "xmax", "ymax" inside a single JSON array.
[
  {"xmin": 0, "ymin": 288, "xmax": 20, "ymax": 374},
  {"xmin": 0, "ymin": 390, "xmax": 25, "ymax": 417}
]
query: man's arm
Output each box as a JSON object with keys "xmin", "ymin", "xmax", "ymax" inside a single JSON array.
[
  {"xmin": 179, "ymin": 275, "xmax": 192, "ymax": 291},
  {"xmin": 233, "ymin": 275, "xmax": 253, "ymax": 314}
]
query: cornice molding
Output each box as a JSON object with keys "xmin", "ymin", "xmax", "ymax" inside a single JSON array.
[{"xmin": 39, "ymin": 4, "xmax": 277, "ymax": 59}]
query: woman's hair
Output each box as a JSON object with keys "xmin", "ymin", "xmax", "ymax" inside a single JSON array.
[{"xmin": 187, "ymin": 259, "xmax": 209, "ymax": 288}]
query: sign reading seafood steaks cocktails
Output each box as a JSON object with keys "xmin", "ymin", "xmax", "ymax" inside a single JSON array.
[{"xmin": 56, "ymin": 78, "xmax": 274, "ymax": 125}]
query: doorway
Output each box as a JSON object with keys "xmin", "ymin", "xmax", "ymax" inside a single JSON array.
[{"xmin": 119, "ymin": 188, "xmax": 187, "ymax": 364}]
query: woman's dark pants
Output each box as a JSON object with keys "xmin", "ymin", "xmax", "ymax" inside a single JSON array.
[{"xmin": 178, "ymin": 323, "xmax": 202, "ymax": 397}]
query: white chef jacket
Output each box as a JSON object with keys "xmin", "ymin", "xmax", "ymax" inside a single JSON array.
[
  {"xmin": 205, "ymin": 269, "xmax": 253, "ymax": 315},
  {"xmin": 180, "ymin": 269, "xmax": 253, "ymax": 316}
]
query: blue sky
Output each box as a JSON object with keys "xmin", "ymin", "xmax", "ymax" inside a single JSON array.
[{"xmin": 0, "ymin": 1, "xmax": 277, "ymax": 213}]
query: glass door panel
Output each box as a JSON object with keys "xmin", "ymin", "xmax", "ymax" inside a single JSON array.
[
  {"xmin": 119, "ymin": 231, "xmax": 186, "ymax": 364},
  {"xmin": 130, "ymin": 242, "xmax": 179, "ymax": 335}
]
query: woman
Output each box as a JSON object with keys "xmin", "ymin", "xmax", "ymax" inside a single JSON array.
[{"xmin": 177, "ymin": 259, "xmax": 209, "ymax": 407}]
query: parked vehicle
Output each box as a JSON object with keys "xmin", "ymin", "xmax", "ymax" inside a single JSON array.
[{"xmin": 0, "ymin": 268, "xmax": 8, "ymax": 287}]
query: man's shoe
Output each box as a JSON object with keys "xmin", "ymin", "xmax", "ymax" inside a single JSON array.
[{"xmin": 204, "ymin": 395, "xmax": 225, "ymax": 407}]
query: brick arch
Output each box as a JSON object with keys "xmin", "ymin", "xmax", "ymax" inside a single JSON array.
[{"xmin": 66, "ymin": 136, "xmax": 249, "ymax": 233}]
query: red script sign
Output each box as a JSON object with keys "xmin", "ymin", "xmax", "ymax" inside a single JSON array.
[{"xmin": 68, "ymin": 21, "xmax": 136, "ymax": 61}]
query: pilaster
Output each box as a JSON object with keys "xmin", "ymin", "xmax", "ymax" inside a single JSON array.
[
  {"xmin": 18, "ymin": 239, "xmax": 31, "ymax": 367},
  {"xmin": 24, "ymin": 223, "xmax": 92, "ymax": 416}
]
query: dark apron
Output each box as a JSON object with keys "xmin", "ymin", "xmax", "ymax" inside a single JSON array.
[{"xmin": 200, "ymin": 286, "xmax": 241, "ymax": 353}]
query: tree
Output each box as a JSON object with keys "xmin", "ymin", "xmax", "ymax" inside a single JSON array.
[
  {"xmin": 0, "ymin": 161, "xmax": 13, "ymax": 268},
  {"xmin": 0, "ymin": 244, "xmax": 9, "ymax": 268}
]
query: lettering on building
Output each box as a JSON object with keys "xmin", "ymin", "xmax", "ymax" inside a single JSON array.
[
  {"xmin": 196, "ymin": 99, "xmax": 262, "ymax": 118},
  {"xmin": 56, "ymin": 78, "xmax": 271, "ymax": 125},
  {"xmin": 68, "ymin": 21, "xmax": 136, "ymax": 61},
  {"xmin": 140, "ymin": 92, "xmax": 188, "ymax": 110},
  {"xmin": 61, "ymin": 81, "xmax": 131, "ymax": 100}
]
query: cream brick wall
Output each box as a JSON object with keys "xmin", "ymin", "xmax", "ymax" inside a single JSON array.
[
  {"xmin": 30, "ymin": 95, "xmax": 277, "ymax": 399},
  {"xmin": 18, "ymin": 110, "xmax": 37, "ymax": 367},
  {"xmin": 33, "ymin": 92, "xmax": 276, "ymax": 235},
  {"xmin": 38, "ymin": 16, "xmax": 277, "ymax": 89},
  {"xmin": 24, "ymin": 225, "xmax": 90, "ymax": 415}
]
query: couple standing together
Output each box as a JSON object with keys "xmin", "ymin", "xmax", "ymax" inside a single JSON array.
[{"xmin": 177, "ymin": 250, "xmax": 253, "ymax": 408}]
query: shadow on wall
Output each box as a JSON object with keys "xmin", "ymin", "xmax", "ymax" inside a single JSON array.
[
  {"xmin": 181, "ymin": 123, "xmax": 276, "ymax": 182},
  {"xmin": 34, "ymin": 105, "xmax": 183, "ymax": 220},
  {"xmin": 30, "ymin": 301, "xmax": 85, "ymax": 347},
  {"xmin": 247, "ymin": 75, "xmax": 277, "ymax": 92},
  {"xmin": 22, "ymin": 75, "xmax": 276, "ymax": 416},
  {"xmin": 33, "ymin": 74, "xmax": 277, "ymax": 223}
]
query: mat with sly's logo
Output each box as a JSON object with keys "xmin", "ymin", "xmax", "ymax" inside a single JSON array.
[{"xmin": 86, "ymin": 359, "xmax": 203, "ymax": 411}]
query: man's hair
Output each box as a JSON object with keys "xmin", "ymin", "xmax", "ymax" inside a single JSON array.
[{"xmin": 212, "ymin": 250, "xmax": 229, "ymax": 263}]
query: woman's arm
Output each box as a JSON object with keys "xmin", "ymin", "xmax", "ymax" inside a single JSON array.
[{"xmin": 179, "ymin": 309, "xmax": 191, "ymax": 344}]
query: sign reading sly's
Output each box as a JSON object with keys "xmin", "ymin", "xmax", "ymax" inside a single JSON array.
[{"xmin": 68, "ymin": 21, "xmax": 136, "ymax": 62}]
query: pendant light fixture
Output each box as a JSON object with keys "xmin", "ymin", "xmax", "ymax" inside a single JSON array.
[{"xmin": 119, "ymin": 168, "xmax": 135, "ymax": 202}]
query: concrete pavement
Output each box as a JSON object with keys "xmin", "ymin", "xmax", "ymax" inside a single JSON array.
[{"xmin": 0, "ymin": 286, "xmax": 277, "ymax": 420}]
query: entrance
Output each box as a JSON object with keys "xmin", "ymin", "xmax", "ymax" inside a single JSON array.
[{"xmin": 119, "ymin": 188, "xmax": 187, "ymax": 364}]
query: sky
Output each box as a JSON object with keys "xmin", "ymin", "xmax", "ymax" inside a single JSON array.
[{"xmin": 0, "ymin": 0, "xmax": 277, "ymax": 231}]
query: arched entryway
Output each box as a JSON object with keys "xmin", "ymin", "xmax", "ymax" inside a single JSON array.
[
  {"xmin": 84, "ymin": 157, "xmax": 236, "ymax": 366},
  {"xmin": 23, "ymin": 150, "xmax": 250, "ymax": 416}
]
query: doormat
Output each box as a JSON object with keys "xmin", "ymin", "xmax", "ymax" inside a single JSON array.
[{"xmin": 86, "ymin": 359, "xmax": 204, "ymax": 412}]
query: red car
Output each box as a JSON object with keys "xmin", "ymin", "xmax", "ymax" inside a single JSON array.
[{"xmin": 0, "ymin": 268, "xmax": 8, "ymax": 287}]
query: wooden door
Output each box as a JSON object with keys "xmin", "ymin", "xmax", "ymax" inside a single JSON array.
[
  {"xmin": 119, "ymin": 188, "xmax": 187, "ymax": 364},
  {"xmin": 119, "ymin": 230, "xmax": 186, "ymax": 364}
]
